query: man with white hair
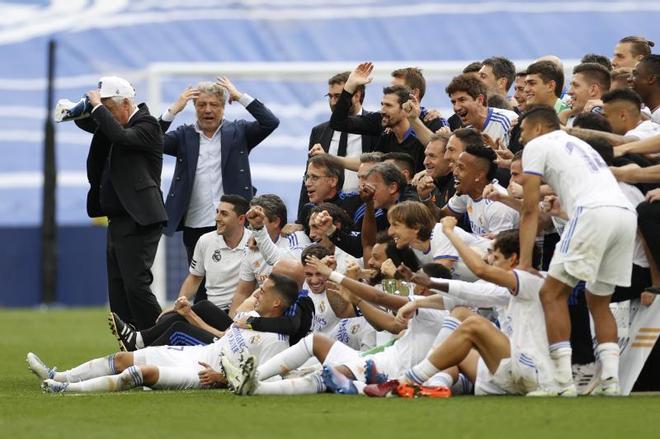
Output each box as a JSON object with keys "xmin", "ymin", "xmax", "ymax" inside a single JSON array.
[{"xmin": 77, "ymin": 76, "xmax": 168, "ymax": 329}]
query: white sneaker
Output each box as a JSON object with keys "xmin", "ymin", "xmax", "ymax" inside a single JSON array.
[
  {"xmin": 41, "ymin": 379, "xmax": 69, "ymax": 393},
  {"xmin": 527, "ymin": 383, "xmax": 578, "ymax": 397},
  {"xmin": 221, "ymin": 351, "xmax": 257, "ymax": 396},
  {"xmin": 27, "ymin": 352, "xmax": 56, "ymax": 381},
  {"xmin": 591, "ymin": 378, "xmax": 620, "ymax": 397},
  {"xmin": 572, "ymin": 362, "xmax": 599, "ymax": 395}
]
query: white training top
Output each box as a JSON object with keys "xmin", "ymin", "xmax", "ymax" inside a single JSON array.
[
  {"xmin": 190, "ymin": 229, "xmax": 252, "ymax": 308},
  {"xmin": 522, "ymin": 130, "xmax": 631, "ymax": 216},
  {"xmin": 447, "ymin": 194, "xmax": 520, "ymax": 237},
  {"xmin": 240, "ymin": 230, "xmax": 310, "ymax": 286},
  {"xmin": 481, "ymin": 107, "xmax": 519, "ymax": 146}
]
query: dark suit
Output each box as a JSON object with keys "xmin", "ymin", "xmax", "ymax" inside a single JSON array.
[
  {"xmin": 160, "ymin": 99, "xmax": 279, "ymax": 239},
  {"xmin": 82, "ymin": 103, "xmax": 168, "ymax": 329},
  {"xmin": 296, "ymin": 118, "xmax": 379, "ymax": 220}
]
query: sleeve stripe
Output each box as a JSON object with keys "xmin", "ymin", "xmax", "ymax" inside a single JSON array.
[{"xmin": 523, "ymin": 170, "xmax": 543, "ymax": 177}]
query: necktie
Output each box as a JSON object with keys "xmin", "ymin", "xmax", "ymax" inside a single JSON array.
[{"xmin": 337, "ymin": 131, "xmax": 348, "ymax": 157}]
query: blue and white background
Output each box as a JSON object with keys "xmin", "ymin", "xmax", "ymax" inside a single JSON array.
[{"xmin": 0, "ymin": 0, "xmax": 658, "ymax": 305}]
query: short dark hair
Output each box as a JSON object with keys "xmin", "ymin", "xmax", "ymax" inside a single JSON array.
[
  {"xmin": 300, "ymin": 243, "xmax": 333, "ymax": 266},
  {"xmin": 446, "ymin": 74, "xmax": 488, "ymax": 102},
  {"xmin": 382, "ymin": 152, "xmax": 415, "ymax": 178},
  {"xmin": 482, "ymin": 56, "xmax": 516, "ymax": 91},
  {"xmin": 250, "ymin": 194, "xmax": 287, "ymax": 229},
  {"xmin": 382, "ymin": 84, "xmax": 412, "ymax": 106},
  {"xmin": 572, "ymin": 112, "xmax": 613, "ymax": 133},
  {"xmin": 464, "ymin": 144, "xmax": 498, "ymax": 181},
  {"xmin": 586, "ymin": 138, "xmax": 614, "ymax": 166},
  {"xmin": 452, "ymin": 127, "xmax": 485, "ymax": 148},
  {"xmin": 573, "ymin": 63, "xmax": 612, "ymax": 91},
  {"xmin": 308, "ymin": 154, "xmax": 345, "ymax": 192},
  {"xmin": 580, "ymin": 53, "xmax": 612, "ymax": 71},
  {"xmin": 366, "ymin": 162, "xmax": 407, "ymax": 194},
  {"xmin": 487, "ymin": 94, "xmax": 514, "ymax": 111},
  {"xmin": 518, "ymin": 105, "xmax": 561, "ymax": 131},
  {"xmin": 511, "ymin": 150, "xmax": 523, "ymax": 162},
  {"xmin": 493, "ymin": 229, "xmax": 541, "ymax": 269},
  {"xmin": 268, "ymin": 272, "xmax": 300, "ymax": 309},
  {"xmin": 391, "ymin": 67, "xmax": 426, "ymax": 101},
  {"xmin": 307, "ymin": 202, "xmax": 355, "ymax": 232},
  {"xmin": 602, "ymin": 88, "xmax": 643, "ymax": 111},
  {"xmin": 515, "ymin": 70, "xmax": 528, "ymax": 79},
  {"xmin": 421, "ymin": 262, "xmax": 452, "ymax": 280},
  {"xmin": 638, "ymin": 54, "xmax": 660, "ymax": 79},
  {"xmin": 620, "ymin": 36, "xmax": 655, "ymax": 58},
  {"xmin": 526, "ymin": 61, "xmax": 564, "ymax": 98},
  {"xmin": 463, "ymin": 61, "xmax": 483, "ymax": 74},
  {"xmin": 329, "ymin": 71, "xmax": 365, "ymax": 104},
  {"xmin": 611, "ymin": 67, "xmax": 633, "ymax": 84},
  {"xmin": 220, "ymin": 194, "xmax": 249, "ymax": 216}
]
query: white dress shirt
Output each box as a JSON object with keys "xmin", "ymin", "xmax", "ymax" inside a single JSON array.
[{"xmin": 328, "ymin": 108, "xmax": 364, "ymax": 193}]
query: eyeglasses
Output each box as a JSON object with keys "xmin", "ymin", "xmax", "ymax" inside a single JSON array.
[
  {"xmin": 324, "ymin": 93, "xmax": 342, "ymax": 100},
  {"xmin": 303, "ymin": 174, "xmax": 329, "ymax": 183}
]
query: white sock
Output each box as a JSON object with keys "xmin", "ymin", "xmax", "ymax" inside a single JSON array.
[
  {"xmin": 405, "ymin": 359, "xmax": 440, "ymax": 385},
  {"xmin": 353, "ymin": 380, "xmax": 366, "ymax": 394},
  {"xmin": 135, "ymin": 333, "xmax": 145, "ymax": 349},
  {"xmin": 549, "ymin": 341, "xmax": 573, "ymax": 385},
  {"xmin": 254, "ymin": 373, "xmax": 325, "ymax": 395},
  {"xmin": 431, "ymin": 317, "xmax": 461, "ymax": 349},
  {"xmin": 65, "ymin": 366, "xmax": 143, "ymax": 393},
  {"xmin": 151, "ymin": 366, "xmax": 195, "ymax": 390},
  {"xmin": 425, "ymin": 371, "xmax": 454, "ymax": 388},
  {"xmin": 54, "ymin": 355, "xmax": 116, "ymax": 382},
  {"xmin": 595, "ymin": 342, "xmax": 620, "ymax": 384},
  {"xmin": 257, "ymin": 333, "xmax": 315, "ymax": 380}
]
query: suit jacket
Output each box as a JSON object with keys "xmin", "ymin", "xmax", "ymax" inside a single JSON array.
[
  {"xmin": 82, "ymin": 103, "xmax": 168, "ymax": 226},
  {"xmin": 160, "ymin": 99, "xmax": 279, "ymax": 236},
  {"xmin": 296, "ymin": 117, "xmax": 379, "ymax": 220}
]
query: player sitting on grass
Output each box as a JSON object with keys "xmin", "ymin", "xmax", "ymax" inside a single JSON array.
[
  {"xmin": 26, "ymin": 273, "xmax": 298, "ymax": 393},
  {"xmin": 367, "ymin": 217, "xmax": 553, "ymax": 397},
  {"xmin": 220, "ymin": 257, "xmax": 467, "ymax": 396}
]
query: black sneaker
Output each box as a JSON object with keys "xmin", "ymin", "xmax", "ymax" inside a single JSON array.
[{"xmin": 108, "ymin": 312, "xmax": 138, "ymax": 351}]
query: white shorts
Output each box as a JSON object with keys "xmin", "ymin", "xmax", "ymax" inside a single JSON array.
[
  {"xmin": 133, "ymin": 345, "xmax": 212, "ymax": 390},
  {"xmin": 474, "ymin": 353, "xmax": 539, "ymax": 396},
  {"xmin": 549, "ymin": 206, "xmax": 636, "ymax": 295}
]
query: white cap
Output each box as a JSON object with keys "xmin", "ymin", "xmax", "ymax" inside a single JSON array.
[{"xmin": 97, "ymin": 76, "xmax": 135, "ymax": 99}]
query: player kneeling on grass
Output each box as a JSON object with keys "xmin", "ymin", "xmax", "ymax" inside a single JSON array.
[
  {"xmin": 380, "ymin": 217, "xmax": 554, "ymax": 396},
  {"xmin": 26, "ymin": 273, "xmax": 298, "ymax": 393}
]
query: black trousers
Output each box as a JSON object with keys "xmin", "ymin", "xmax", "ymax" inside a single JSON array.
[
  {"xmin": 637, "ymin": 201, "xmax": 660, "ymax": 273},
  {"xmin": 182, "ymin": 226, "xmax": 216, "ymax": 303},
  {"xmin": 142, "ymin": 300, "xmax": 233, "ymax": 346},
  {"xmin": 106, "ymin": 216, "xmax": 163, "ymax": 330}
]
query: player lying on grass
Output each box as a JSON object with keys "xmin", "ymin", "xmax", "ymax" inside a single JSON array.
[
  {"xmin": 368, "ymin": 217, "xmax": 555, "ymax": 396},
  {"xmin": 26, "ymin": 273, "xmax": 298, "ymax": 393},
  {"xmin": 220, "ymin": 258, "xmax": 480, "ymax": 396}
]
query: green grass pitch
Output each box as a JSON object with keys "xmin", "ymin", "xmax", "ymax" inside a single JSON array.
[{"xmin": 2, "ymin": 308, "xmax": 659, "ymax": 439}]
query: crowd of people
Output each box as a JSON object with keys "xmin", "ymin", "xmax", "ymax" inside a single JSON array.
[{"xmin": 26, "ymin": 35, "xmax": 660, "ymax": 398}]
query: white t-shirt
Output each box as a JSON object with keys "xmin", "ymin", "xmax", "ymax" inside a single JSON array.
[
  {"xmin": 447, "ymin": 193, "xmax": 520, "ymax": 237},
  {"xmin": 522, "ymin": 130, "xmax": 631, "ymax": 216},
  {"xmin": 239, "ymin": 231, "xmax": 310, "ymax": 286},
  {"xmin": 625, "ymin": 120, "xmax": 660, "ymax": 140},
  {"xmin": 190, "ymin": 229, "xmax": 252, "ymax": 308},
  {"xmin": 481, "ymin": 107, "xmax": 518, "ymax": 146}
]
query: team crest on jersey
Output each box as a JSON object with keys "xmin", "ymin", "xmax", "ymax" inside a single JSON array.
[
  {"xmin": 212, "ymin": 249, "xmax": 222, "ymax": 262},
  {"xmin": 254, "ymin": 260, "xmax": 261, "ymax": 269},
  {"xmin": 350, "ymin": 324, "xmax": 360, "ymax": 335},
  {"xmin": 250, "ymin": 335, "xmax": 261, "ymax": 344},
  {"xmin": 319, "ymin": 300, "xmax": 326, "ymax": 313}
]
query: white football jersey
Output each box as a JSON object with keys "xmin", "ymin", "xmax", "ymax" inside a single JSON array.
[
  {"xmin": 481, "ymin": 107, "xmax": 518, "ymax": 146},
  {"xmin": 447, "ymin": 194, "xmax": 519, "ymax": 237},
  {"xmin": 329, "ymin": 316, "xmax": 377, "ymax": 351},
  {"xmin": 625, "ymin": 120, "xmax": 660, "ymax": 140},
  {"xmin": 522, "ymin": 130, "xmax": 631, "ymax": 216},
  {"xmin": 308, "ymin": 289, "xmax": 342, "ymax": 334}
]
